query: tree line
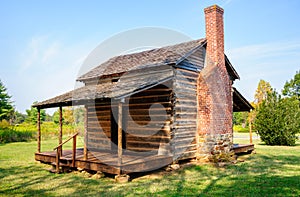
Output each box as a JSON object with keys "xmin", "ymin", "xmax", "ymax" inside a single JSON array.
[{"xmin": 0, "ymin": 80, "xmax": 84, "ymax": 126}]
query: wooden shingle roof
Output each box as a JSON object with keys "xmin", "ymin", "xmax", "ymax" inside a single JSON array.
[{"xmin": 77, "ymin": 38, "xmax": 207, "ymax": 82}]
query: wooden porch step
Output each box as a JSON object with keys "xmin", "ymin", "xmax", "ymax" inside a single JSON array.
[{"xmin": 233, "ymin": 144, "xmax": 254, "ymax": 154}]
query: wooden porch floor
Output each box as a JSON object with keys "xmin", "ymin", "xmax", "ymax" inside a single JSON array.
[
  {"xmin": 35, "ymin": 149, "xmax": 173, "ymax": 174},
  {"xmin": 232, "ymin": 144, "xmax": 254, "ymax": 154}
]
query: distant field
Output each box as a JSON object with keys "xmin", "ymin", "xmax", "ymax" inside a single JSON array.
[{"xmin": 0, "ymin": 136, "xmax": 299, "ymax": 196}]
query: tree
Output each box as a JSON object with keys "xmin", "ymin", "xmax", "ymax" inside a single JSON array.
[
  {"xmin": 282, "ymin": 70, "xmax": 300, "ymax": 100},
  {"xmin": 246, "ymin": 80, "xmax": 273, "ymax": 130},
  {"xmin": 26, "ymin": 103, "xmax": 46, "ymax": 124},
  {"xmin": 233, "ymin": 112, "xmax": 248, "ymax": 127},
  {"xmin": 254, "ymin": 91, "xmax": 300, "ymax": 146},
  {"xmin": 254, "ymin": 79, "xmax": 272, "ymax": 104},
  {"xmin": 0, "ymin": 80, "xmax": 14, "ymax": 121},
  {"xmin": 53, "ymin": 107, "xmax": 75, "ymax": 125},
  {"xmin": 64, "ymin": 107, "xmax": 74, "ymax": 125},
  {"xmin": 13, "ymin": 111, "xmax": 27, "ymax": 124}
]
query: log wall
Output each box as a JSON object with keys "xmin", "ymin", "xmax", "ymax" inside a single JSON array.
[
  {"xmin": 86, "ymin": 99, "xmax": 112, "ymax": 151},
  {"xmin": 125, "ymin": 83, "xmax": 172, "ymax": 152},
  {"xmin": 172, "ymin": 47, "xmax": 205, "ymax": 160},
  {"xmin": 173, "ymin": 68, "xmax": 198, "ymax": 160}
]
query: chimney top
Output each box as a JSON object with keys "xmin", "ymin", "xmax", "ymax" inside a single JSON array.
[
  {"xmin": 204, "ymin": 4, "xmax": 225, "ymax": 67},
  {"xmin": 204, "ymin": 4, "xmax": 224, "ymax": 14}
]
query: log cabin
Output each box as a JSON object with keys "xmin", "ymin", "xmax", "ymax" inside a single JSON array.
[{"xmin": 33, "ymin": 5, "xmax": 253, "ymax": 177}]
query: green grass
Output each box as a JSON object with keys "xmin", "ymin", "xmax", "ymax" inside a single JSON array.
[{"xmin": 0, "ymin": 136, "xmax": 299, "ymax": 196}]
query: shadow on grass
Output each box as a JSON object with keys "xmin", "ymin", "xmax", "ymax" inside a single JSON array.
[
  {"xmin": 0, "ymin": 164, "xmax": 116, "ymax": 196},
  {"xmin": 0, "ymin": 144, "xmax": 299, "ymax": 196},
  {"xmin": 137, "ymin": 153, "xmax": 300, "ymax": 197}
]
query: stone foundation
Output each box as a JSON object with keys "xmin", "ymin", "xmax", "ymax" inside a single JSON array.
[{"xmin": 197, "ymin": 133, "xmax": 234, "ymax": 162}]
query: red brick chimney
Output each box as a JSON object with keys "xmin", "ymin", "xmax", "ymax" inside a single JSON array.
[
  {"xmin": 197, "ymin": 4, "xmax": 234, "ymax": 162},
  {"xmin": 198, "ymin": 4, "xmax": 232, "ymax": 135},
  {"xmin": 204, "ymin": 5, "xmax": 225, "ymax": 69}
]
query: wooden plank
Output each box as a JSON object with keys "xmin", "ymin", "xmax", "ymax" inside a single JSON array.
[
  {"xmin": 176, "ymin": 98, "xmax": 197, "ymax": 103},
  {"xmin": 89, "ymin": 138, "xmax": 111, "ymax": 145},
  {"xmin": 127, "ymin": 136, "xmax": 170, "ymax": 143},
  {"xmin": 124, "ymin": 102, "xmax": 171, "ymax": 107},
  {"xmin": 88, "ymin": 127, "xmax": 111, "ymax": 134},
  {"xmin": 175, "ymin": 83, "xmax": 197, "ymax": 92},
  {"xmin": 88, "ymin": 122, "xmax": 110, "ymax": 128},
  {"xmin": 175, "ymin": 93, "xmax": 197, "ymax": 100},
  {"xmin": 88, "ymin": 141, "xmax": 111, "ymax": 151},
  {"xmin": 175, "ymin": 104, "xmax": 197, "ymax": 109},
  {"xmin": 88, "ymin": 116, "xmax": 110, "ymax": 121},
  {"xmin": 88, "ymin": 132, "xmax": 111, "ymax": 139},
  {"xmin": 126, "ymin": 146, "xmax": 159, "ymax": 152},
  {"xmin": 174, "ymin": 88, "xmax": 196, "ymax": 96},
  {"xmin": 125, "ymin": 129, "xmax": 168, "ymax": 136},
  {"xmin": 128, "ymin": 96, "xmax": 170, "ymax": 104},
  {"xmin": 126, "ymin": 125, "xmax": 170, "ymax": 131},
  {"xmin": 174, "ymin": 132, "xmax": 196, "ymax": 139},
  {"xmin": 128, "ymin": 108, "xmax": 172, "ymax": 115},
  {"xmin": 88, "ymin": 110, "xmax": 110, "ymax": 116},
  {"xmin": 175, "ymin": 79, "xmax": 197, "ymax": 86},
  {"xmin": 233, "ymin": 144, "xmax": 254, "ymax": 154},
  {"xmin": 175, "ymin": 67, "xmax": 199, "ymax": 77},
  {"xmin": 174, "ymin": 125, "xmax": 197, "ymax": 129},
  {"xmin": 127, "ymin": 94, "xmax": 172, "ymax": 100},
  {"xmin": 175, "ymin": 150, "xmax": 197, "ymax": 161}
]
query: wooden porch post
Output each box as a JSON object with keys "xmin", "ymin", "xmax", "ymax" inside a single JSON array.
[
  {"xmin": 37, "ymin": 108, "xmax": 41, "ymax": 153},
  {"xmin": 84, "ymin": 105, "xmax": 88, "ymax": 160},
  {"xmin": 59, "ymin": 106, "xmax": 63, "ymax": 155},
  {"xmin": 249, "ymin": 110, "xmax": 253, "ymax": 144},
  {"xmin": 117, "ymin": 101, "xmax": 123, "ymax": 174},
  {"xmin": 249, "ymin": 121, "xmax": 252, "ymax": 144}
]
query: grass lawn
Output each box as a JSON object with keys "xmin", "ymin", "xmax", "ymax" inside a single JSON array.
[{"xmin": 0, "ymin": 134, "xmax": 299, "ymax": 196}]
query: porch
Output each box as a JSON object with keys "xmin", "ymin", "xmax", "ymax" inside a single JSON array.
[{"xmin": 35, "ymin": 148, "xmax": 173, "ymax": 175}]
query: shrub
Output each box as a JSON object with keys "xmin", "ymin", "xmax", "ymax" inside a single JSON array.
[
  {"xmin": 254, "ymin": 91, "xmax": 300, "ymax": 146},
  {"xmin": 0, "ymin": 127, "xmax": 34, "ymax": 143},
  {"xmin": 0, "ymin": 119, "xmax": 10, "ymax": 128}
]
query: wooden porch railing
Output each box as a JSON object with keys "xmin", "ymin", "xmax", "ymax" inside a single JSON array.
[{"xmin": 53, "ymin": 132, "xmax": 79, "ymax": 173}]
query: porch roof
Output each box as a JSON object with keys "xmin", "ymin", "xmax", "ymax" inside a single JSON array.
[
  {"xmin": 233, "ymin": 87, "xmax": 254, "ymax": 112},
  {"xmin": 33, "ymin": 66, "xmax": 173, "ymax": 109}
]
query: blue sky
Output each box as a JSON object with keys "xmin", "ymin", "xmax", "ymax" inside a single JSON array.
[{"xmin": 0, "ymin": 0, "xmax": 299, "ymax": 114}]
